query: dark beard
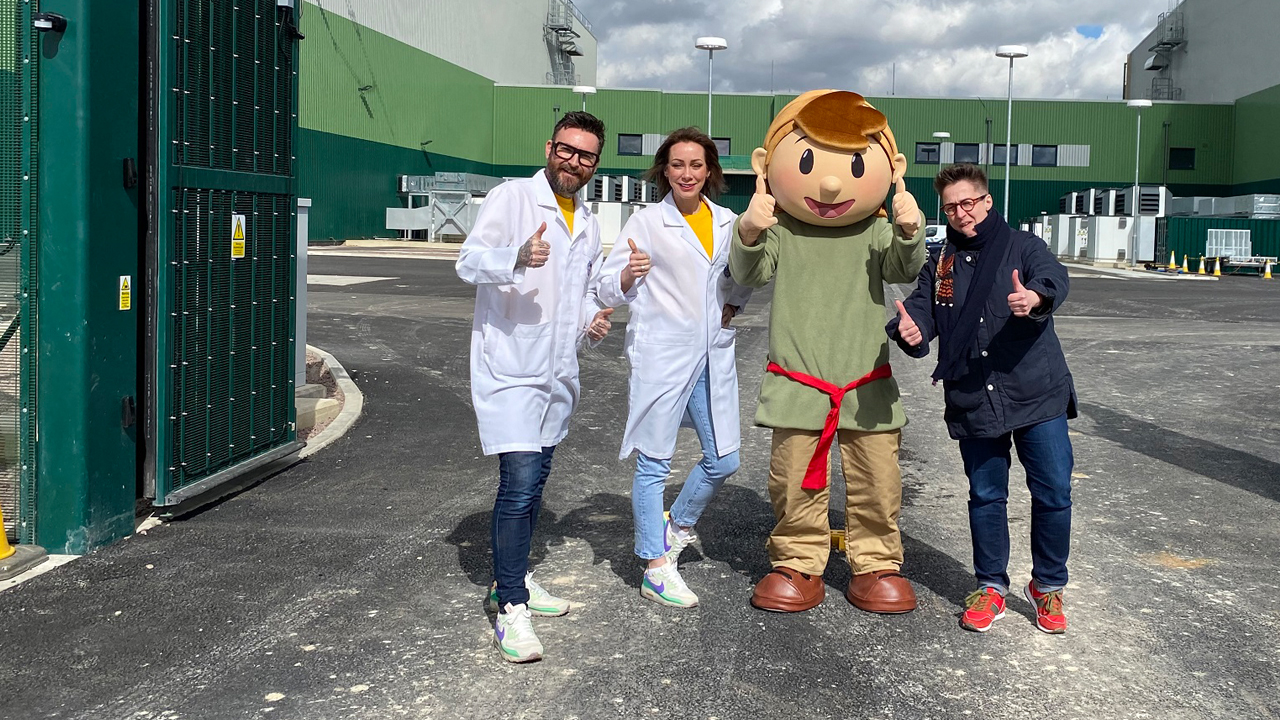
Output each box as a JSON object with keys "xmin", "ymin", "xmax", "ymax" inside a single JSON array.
[{"xmin": 546, "ymin": 161, "xmax": 589, "ymax": 196}]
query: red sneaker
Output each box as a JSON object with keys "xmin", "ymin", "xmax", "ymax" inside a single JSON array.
[
  {"xmin": 960, "ymin": 588, "xmax": 1006, "ymax": 632},
  {"xmin": 1024, "ymin": 582, "xmax": 1067, "ymax": 634}
]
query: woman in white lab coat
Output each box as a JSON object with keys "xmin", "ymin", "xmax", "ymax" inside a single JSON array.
[{"xmin": 597, "ymin": 127, "xmax": 752, "ymax": 609}]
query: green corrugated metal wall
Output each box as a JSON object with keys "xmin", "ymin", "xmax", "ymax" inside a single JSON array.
[
  {"xmin": 1160, "ymin": 217, "xmax": 1280, "ymax": 268},
  {"xmin": 1233, "ymin": 84, "xmax": 1280, "ymax": 189}
]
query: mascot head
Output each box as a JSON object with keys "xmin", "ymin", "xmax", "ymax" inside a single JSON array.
[{"xmin": 752, "ymin": 90, "xmax": 907, "ymax": 227}]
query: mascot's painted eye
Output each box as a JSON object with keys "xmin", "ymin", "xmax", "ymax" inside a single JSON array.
[
  {"xmin": 799, "ymin": 149, "xmax": 814, "ymax": 175},
  {"xmin": 851, "ymin": 153, "xmax": 865, "ymax": 179}
]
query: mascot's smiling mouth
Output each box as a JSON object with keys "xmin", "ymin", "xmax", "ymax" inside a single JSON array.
[{"xmin": 804, "ymin": 197, "xmax": 855, "ymax": 219}]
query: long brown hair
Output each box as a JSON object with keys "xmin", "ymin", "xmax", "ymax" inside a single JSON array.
[{"xmin": 642, "ymin": 127, "xmax": 727, "ymax": 201}]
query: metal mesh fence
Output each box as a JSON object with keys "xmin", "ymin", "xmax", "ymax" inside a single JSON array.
[{"xmin": 0, "ymin": 0, "xmax": 35, "ymax": 544}]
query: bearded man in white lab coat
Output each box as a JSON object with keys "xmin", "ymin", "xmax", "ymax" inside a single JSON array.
[{"xmin": 456, "ymin": 111, "xmax": 615, "ymax": 664}]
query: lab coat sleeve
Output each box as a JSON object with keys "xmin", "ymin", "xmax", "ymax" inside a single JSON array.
[
  {"xmin": 455, "ymin": 184, "xmax": 528, "ymax": 286},
  {"xmin": 596, "ymin": 215, "xmax": 644, "ymax": 308},
  {"xmin": 578, "ymin": 237, "xmax": 607, "ymax": 349}
]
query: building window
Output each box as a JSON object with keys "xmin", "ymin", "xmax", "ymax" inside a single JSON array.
[
  {"xmin": 916, "ymin": 142, "xmax": 941, "ymax": 164},
  {"xmin": 992, "ymin": 144, "xmax": 1019, "ymax": 166},
  {"xmin": 714, "ymin": 137, "xmax": 731, "ymax": 156},
  {"xmin": 1031, "ymin": 145, "xmax": 1058, "ymax": 167},
  {"xmin": 1169, "ymin": 147, "xmax": 1196, "ymax": 170},
  {"xmin": 618, "ymin": 134, "xmax": 643, "ymax": 156},
  {"xmin": 954, "ymin": 143, "xmax": 980, "ymax": 164}
]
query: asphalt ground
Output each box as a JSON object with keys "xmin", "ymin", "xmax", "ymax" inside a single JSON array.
[{"xmin": 2, "ymin": 253, "xmax": 1278, "ymax": 719}]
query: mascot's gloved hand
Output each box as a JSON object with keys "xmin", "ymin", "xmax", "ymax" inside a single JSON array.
[
  {"xmin": 739, "ymin": 174, "xmax": 779, "ymax": 247},
  {"xmin": 891, "ymin": 178, "xmax": 921, "ymax": 238}
]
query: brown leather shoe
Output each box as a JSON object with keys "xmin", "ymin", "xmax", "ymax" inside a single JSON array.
[
  {"xmin": 751, "ymin": 567, "xmax": 825, "ymax": 612},
  {"xmin": 846, "ymin": 569, "xmax": 917, "ymax": 614}
]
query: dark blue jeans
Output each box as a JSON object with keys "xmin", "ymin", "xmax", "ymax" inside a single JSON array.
[
  {"xmin": 492, "ymin": 446, "xmax": 556, "ymax": 608},
  {"xmin": 957, "ymin": 415, "xmax": 1073, "ymax": 594}
]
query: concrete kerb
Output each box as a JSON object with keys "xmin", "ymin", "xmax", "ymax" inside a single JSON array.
[
  {"xmin": 300, "ymin": 345, "xmax": 364, "ymax": 459},
  {"xmin": 1061, "ymin": 261, "xmax": 1218, "ymax": 282}
]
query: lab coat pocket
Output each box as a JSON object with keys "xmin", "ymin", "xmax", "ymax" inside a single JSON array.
[
  {"xmin": 712, "ymin": 326, "xmax": 737, "ymax": 348},
  {"xmin": 486, "ymin": 322, "xmax": 554, "ymax": 379},
  {"xmin": 635, "ymin": 330, "xmax": 696, "ymax": 383}
]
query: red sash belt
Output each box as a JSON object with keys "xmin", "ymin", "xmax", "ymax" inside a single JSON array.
[{"xmin": 765, "ymin": 361, "xmax": 893, "ymax": 490}]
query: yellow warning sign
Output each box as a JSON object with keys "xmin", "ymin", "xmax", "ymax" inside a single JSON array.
[
  {"xmin": 119, "ymin": 275, "xmax": 132, "ymax": 311},
  {"xmin": 231, "ymin": 214, "xmax": 246, "ymax": 259}
]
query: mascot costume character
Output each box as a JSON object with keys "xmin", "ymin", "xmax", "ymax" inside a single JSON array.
[{"xmin": 729, "ymin": 90, "xmax": 926, "ymax": 614}]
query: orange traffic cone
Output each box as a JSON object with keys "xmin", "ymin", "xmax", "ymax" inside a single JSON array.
[
  {"xmin": 1181, "ymin": 255, "xmax": 1190, "ymax": 273},
  {"xmin": 1198, "ymin": 256, "xmax": 1207, "ymax": 275},
  {"xmin": 1168, "ymin": 251, "xmax": 1178, "ymax": 270}
]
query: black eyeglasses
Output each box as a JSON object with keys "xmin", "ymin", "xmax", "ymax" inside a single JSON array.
[
  {"xmin": 941, "ymin": 194, "xmax": 989, "ymax": 217},
  {"xmin": 551, "ymin": 141, "xmax": 600, "ymax": 168}
]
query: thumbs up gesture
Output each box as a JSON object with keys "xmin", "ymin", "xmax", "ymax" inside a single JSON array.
[
  {"xmin": 622, "ymin": 238, "xmax": 650, "ymax": 282},
  {"xmin": 739, "ymin": 174, "xmax": 778, "ymax": 247},
  {"xmin": 894, "ymin": 300, "xmax": 922, "ymax": 347},
  {"xmin": 517, "ymin": 222, "xmax": 551, "ymax": 269},
  {"xmin": 1007, "ymin": 269, "xmax": 1043, "ymax": 317},
  {"xmin": 892, "ymin": 178, "xmax": 921, "ymax": 238},
  {"xmin": 587, "ymin": 307, "xmax": 614, "ymax": 341}
]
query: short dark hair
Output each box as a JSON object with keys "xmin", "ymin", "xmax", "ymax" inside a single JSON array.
[
  {"xmin": 642, "ymin": 127, "xmax": 728, "ymax": 201},
  {"xmin": 934, "ymin": 163, "xmax": 989, "ymax": 195},
  {"xmin": 552, "ymin": 111, "xmax": 606, "ymax": 153}
]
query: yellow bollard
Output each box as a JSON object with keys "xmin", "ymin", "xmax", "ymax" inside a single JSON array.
[
  {"xmin": 1214, "ymin": 257, "xmax": 1222, "ymax": 277},
  {"xmin": 1168, "ymin": 251, "xmax": 1178, "ymax": 270},
  {"xmin": 830, "ymin": 529, "xmax": 846, "ymax": 552},
  {"xmin": 1181, "ymin": 255, "xmax": 1190, "ymax": 273},
  {"xmin": 1265, "ymin": 260, "xmax": 1273, "ymax": 280},
  {"xmin": 0, "ymin": 508, "xmax": 13, "ymax": 562},
  {"xmin": 0, "ymin": 506, "xmax": 49, "ymax": 580},
  {"xmin": 1198, "ymin": 256, "xmax": 1207, "ymax": 275}
]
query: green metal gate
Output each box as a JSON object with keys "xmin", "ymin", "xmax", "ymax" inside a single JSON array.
[
  {"xmin": 0, "ymin": 0, "xmax": 37, "ymax": 543},
  {"xmin": 145, "ymin": 0, "xmax": 303, "ymax": 505}
]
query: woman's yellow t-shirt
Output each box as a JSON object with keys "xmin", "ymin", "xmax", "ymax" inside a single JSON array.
[
  {"xmin": 555, "ymin": 194, "xmax": 575, "ymax": 236},
  {"xmin": 684, "ymin": 201, "xmax": 713, "ymax": 257}
]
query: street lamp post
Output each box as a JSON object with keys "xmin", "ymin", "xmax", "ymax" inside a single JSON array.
[
  {"xmin": 932, "ymin": 131, "xmax": 951, "ymax": 223},
  {"xmin": 995, "ymin": 45, "xmax": 1028, "ymax": 219},
  {"xmin": 1127, "ymin": 99, "xmax": 1153, "ymax": 266},
  {"xmin": 695, "ymin": 36, "xmax": 727, "ymax": 135},
  {"xmin": 572, "ymin": 85, "xmax": 596, "ymax": 112}
]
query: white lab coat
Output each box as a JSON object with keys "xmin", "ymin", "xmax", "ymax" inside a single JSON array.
[
  {"xmin": 597, "ymin": 193, "xmax": 752, "ymax": 461},
  {"xmin": 456, "ymin": 170, "xmax": 604, "ymax": 455}
]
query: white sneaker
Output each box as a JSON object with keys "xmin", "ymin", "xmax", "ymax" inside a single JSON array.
[
  {"xmin": 641, "ymin": 562, "xmax": 699, "ymax": 608},
  {"xmin": 494, "ymin": 603, "xmax": 543, "ymax": 663},
  {"xmin": 487, "ymin": 572, "xmax": 571, "ymax": 617},
  {"xmin": 663, "ymin": 517, "xmax": 698, "ymax": 566}
]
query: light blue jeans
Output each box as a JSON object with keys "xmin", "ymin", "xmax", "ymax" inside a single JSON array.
[{"xmin": 633, "ymin": 365, "xmax": 740, "ymax": 560}]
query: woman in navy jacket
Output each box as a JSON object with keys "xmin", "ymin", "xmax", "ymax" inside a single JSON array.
[{"xmin": 887, "ymin": 163, "xmax": 1076, "ymax": 635}]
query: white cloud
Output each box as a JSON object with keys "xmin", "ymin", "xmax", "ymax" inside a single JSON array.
[{"xmin": 572, "ymin": 0, "xmax": 1173, "ymax": 99}]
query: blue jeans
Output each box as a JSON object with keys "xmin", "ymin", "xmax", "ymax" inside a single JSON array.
[
  {"xmin": 957, "ymin": 414, "xmax": 1073, "ymax": 595},
  {"xmin": 492, "ymin": 446, "xmax": 556, "ymax": 608},
  {"xmin": 633, "ymin": 366, "xmax": 740, "ymax": 560}
]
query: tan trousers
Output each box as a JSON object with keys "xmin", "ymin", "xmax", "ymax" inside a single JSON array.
[{"xmin": 766, "ymin": 427, "xmax": 904, "ymax": 575}]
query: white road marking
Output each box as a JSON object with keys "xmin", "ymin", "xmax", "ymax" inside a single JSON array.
[{"xmin": 307, "ymin": 275, "xmax": 398, "ymax": 286}]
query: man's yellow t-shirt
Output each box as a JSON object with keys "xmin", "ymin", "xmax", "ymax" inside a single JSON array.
[
  {"xmin": 684, "ymin": 201, "xmax": 713, "ymax": 258},
  {"xmin": 555, "ymin": 194, "xmax": 575, "ymax": 236}
]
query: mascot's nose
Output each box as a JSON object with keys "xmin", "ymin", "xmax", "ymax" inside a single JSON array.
[{"xmin": 819, "ymin": 176, "xmax": 843, "ymax": 201}]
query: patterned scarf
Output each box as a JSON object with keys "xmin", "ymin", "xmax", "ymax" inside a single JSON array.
[{"xmin": 931, "ymin": 211, "xmax": 1012, "ymax": 383}]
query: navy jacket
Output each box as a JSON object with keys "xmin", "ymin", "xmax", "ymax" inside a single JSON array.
[{"xmin": 887, "ymin": 224, "xmax": 1077, "ymax": 440}]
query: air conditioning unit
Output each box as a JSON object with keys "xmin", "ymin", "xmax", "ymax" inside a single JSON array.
[
  {"xmin": 644, "ymin": 182, "xmax": 661, "ymax": 204},
  {"xmin": 1119, "ymin": 185, "xmax": 1170, "ymax": 216},
  {"xmin": 623, "ymin": 176, "xmax": 644, "ymax": 203},
  {"xmin": 1143, "ymin": 55, "xmax": 1168, "ymax": 71},
  {"xmin": 586, "ymin": 175, "xmax": 613, "ymax": 202},
  {"xmin": 1093, "ymin": 189, "xmax": 1123, "ymax": 216}
]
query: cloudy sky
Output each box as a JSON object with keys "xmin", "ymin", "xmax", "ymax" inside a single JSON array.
[{"xmin": 571, "ymin": 0, "xmax": 1178, "ymax": 100}]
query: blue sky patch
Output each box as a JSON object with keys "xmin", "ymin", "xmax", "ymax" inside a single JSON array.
[{"xmin": 1076, "ymin": 24, "xmax": 1104, "ymax": 39}]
